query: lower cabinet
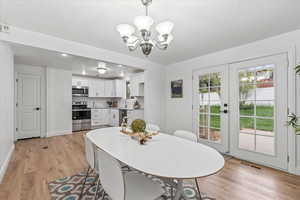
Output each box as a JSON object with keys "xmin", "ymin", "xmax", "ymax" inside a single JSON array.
[
  {"xmin": 110, "ymin": 109, "xmax": 119, "ymax": 127},
  {"xmin": 91, "ymin": 108, "xmax": 119, "ymax": 127},
  {"xmin": 91, "ymin": 109, "xmax": 110, "ymax": 127}
]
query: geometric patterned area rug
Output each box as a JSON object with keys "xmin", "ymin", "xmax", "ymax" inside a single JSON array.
[{"xmin": 48, "ymin": 170, "xmax": 214, "ymax": 200}]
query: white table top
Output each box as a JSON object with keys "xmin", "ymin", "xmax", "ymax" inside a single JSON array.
[{"xmin": 87, "ymin": 127, "xmax": 225, "ymax": 179}]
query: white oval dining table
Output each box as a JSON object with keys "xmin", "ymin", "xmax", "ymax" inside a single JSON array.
[{"xmin": 87, "ymin": 127, "xmax": 225, "ymax": 200}]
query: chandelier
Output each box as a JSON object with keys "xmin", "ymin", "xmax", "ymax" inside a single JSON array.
[{"xmin": 116, "ymin": 0, "xmax": 174, "ymax": 56}]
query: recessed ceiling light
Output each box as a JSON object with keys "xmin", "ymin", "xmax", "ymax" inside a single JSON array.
[
  {"xmin": 97, "ymin": 62, "xmax": 108, "ymax": 74},
  {"xmin": 61, "ymin": 53, "xmax": 68, "ymax": 57}
]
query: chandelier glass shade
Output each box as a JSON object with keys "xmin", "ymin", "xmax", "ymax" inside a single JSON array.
[{"xmin": 116, "ymin": 0, "xmax": 174, "ymax": 56}]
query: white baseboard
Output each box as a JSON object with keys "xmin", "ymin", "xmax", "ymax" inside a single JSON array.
[
  {"xmin": 0, "ymin": 144, "xmax": 15, "ymax": 183},
  {"xmin": 47, "ymin": 130, "xmax": 72, "ymax": 137}
]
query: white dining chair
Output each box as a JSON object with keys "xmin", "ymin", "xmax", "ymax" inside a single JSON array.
[
  {"xmin": 173, "ymin": 130, "xmax": 204, "ymax": 200},
  {"xmin": 173, "ymin": 130, "xmax": 198, "ymax": 142},
  {"xmin": 80, "ymin": 135, "xmax": 99, "ymax": 199},
  {"xmin": 94, "ymin": 148, "xmax": 166, "ymax": 200}
]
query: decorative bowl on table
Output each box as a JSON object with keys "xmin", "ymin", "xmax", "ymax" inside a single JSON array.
[{"xmin": 120, "ymin": 119, "xmax": 159, "ymax": 145}]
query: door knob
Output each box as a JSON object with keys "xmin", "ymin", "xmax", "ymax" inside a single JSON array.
[
  {"xmin": 222, "ymin": 109, "xmax": 228, "ymax": 114},
  {"xmin": 35, "ymin": 107, "xmax": 40, "ymax": 111}
]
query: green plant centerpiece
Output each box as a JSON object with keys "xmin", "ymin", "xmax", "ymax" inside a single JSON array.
[{"xmin": 131, "ymin": 119, "xmax": 146, "ymax": 133}]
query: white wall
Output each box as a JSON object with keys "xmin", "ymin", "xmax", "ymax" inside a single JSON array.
[
  {"xmin": 46, "ymin": 67, "xmax": 72, "ymax": 137},
  {"xmin": 0, "ymin": 41, "xmax": 15, "ymax": 182},
  {"xmin": 165, "ymin": 28, "xmax": 300, "ymax": 174}
]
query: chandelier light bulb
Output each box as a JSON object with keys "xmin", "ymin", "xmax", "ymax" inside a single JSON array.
[
  {"xmin": 116, "ymin": 24, "xmax": 135, "ymax": 37},
  {"xmin": 158, "ymin": 34, "xmax": 174, "ymax": 44},
  {"xmin": 134, "ymin": 16, "xmax": 154, "ymax": 31},
  {"xmin": 156, "ymin": 21, "xmax": 174, "ymax": 35}
]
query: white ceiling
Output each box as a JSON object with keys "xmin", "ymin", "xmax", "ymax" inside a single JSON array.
[
  {"xmin": 12, "ymin": 43, "xmax": 142, "ymax": 78},
  {"xmin": 3, "ymin": 0, "xmax": 300, "ymax": 64}
]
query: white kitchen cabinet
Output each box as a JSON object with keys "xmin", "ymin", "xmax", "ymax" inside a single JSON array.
[
  {"xmin": 104, "ymin": 80, "xmax": 114, "ymax": 97},
  {"xmin": 91, "ymin": 109, "xmax": 110, "ymax": 126},
  {"xmin": 127, "ymin": 109, "xmax": 144, "ymax": 125},
  {"xmin": 115, "ymin": 80, "xmax": 126, "ymax": 98},
  {"xmin": 110, "ymin": 109, "xmax": 119, "ymax": 127},
  {"xmin": 130, "ymin": 73, "xmax": 144, "ymax": 97},
  {"xmin": 89, "ymin": 79, "xmax": 105, "ymax": 97},
  {"xmin": 72, "ymin": 76, "xmax": 89, "ymax": 87}
]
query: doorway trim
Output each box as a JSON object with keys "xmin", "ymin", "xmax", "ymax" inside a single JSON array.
[{"xmin": 14, "ymin": 64, "xmax": 47, "ymax": 140}]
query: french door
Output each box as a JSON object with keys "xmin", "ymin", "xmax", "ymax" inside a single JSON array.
[
  {"xmin": 193, "ymin": 54, "xmax": 288, "ymax": 169},
  {"xmin": 193, "ymin": 65, "xmax": 229, "ymax": 153},
  {"xmin": 229, "ymin": 54, "xmax": 288, "ymax": 170}
]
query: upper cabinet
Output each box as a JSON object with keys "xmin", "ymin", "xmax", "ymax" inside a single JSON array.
[
  {"xmin": 72, "ymin": 76, "xmax": 126, "ymax": 98},
  {"xmin": 72, "ymin": 77, "xmax": 89, "ymax": 88},
  {"xmin": 89, "ymin": 79, "xmax": 105, "ymax": 97},
  {"xmin": 130, "ymin": 73, "xmax": 144, "ymax": 97}
]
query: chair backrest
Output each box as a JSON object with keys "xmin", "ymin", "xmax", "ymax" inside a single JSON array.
[
  {"xmin": 174, "ymin": 130, "xmax": 198, "ymax": 142},
  {"xmin": 84, "ymin": 136, "xmax": 95, "ymax": 169},
  {"xmin": 146, "ymin": 124, "xmax": 160, "ymax": 133},
  {"xmin": 96, "ymin": 148, "xmax": 125, "ymax": 200}
]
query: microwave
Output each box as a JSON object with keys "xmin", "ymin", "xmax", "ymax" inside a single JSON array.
[{"xmin": 72, "ymin": 86, "xmax": 89, "ymax": 97}]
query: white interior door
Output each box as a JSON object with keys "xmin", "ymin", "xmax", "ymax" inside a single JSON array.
[
  {"xmin": 193, "ymin": 65, "xmax": 229, "ymax": 153},
  {"xmin": 229, "ymin": 54, "xmax": 288, "ymax": 170},
  {"xmin": 17, "ymin": 73, "xmax": 41, "ymax": 139}
]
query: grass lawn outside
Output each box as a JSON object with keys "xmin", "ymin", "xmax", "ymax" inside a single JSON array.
[{"xmin": 200, "ymin": 104, "xmax": 274, "ymax": 132}]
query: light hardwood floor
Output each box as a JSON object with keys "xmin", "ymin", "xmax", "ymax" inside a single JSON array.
[{"xmin": 0, "ymin": 132, "xmax": 299, "ymax": 200}]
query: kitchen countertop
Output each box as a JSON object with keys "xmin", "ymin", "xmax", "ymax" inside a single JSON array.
[{"xmin": 89, "ymin": 107, "xmax": 144, "ymax": 110}]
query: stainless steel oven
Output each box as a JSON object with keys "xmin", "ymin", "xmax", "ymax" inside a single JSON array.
[
  {"xmin": 72, "ymin": 102, "xmax": 91, "ymax": 131},
  {"xmin": 72, "ymin": 86, "xmax": 89, "ymax": 97}
]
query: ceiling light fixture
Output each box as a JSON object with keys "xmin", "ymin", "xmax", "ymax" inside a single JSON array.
[
  {"xmin": 120, "ymin": 71, "xmax": 125, "ymax": 77},
  {"xmin": 116, "ymin": 0, "xmax": 174, "ymax": 56},
  {"xmin": 97, "ymin": 62, "xmax": 108, "ymax": 74}
]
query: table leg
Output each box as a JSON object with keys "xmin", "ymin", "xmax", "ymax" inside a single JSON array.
[{"xmin": 174, "ymin": 179, "xmax": 187, "ymax": 200}]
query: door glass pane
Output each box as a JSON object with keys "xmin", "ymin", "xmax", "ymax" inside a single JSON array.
[
  {"xmin": 210, "ymin": 87, "xmax": 221, "ymax": 101},
  {"xmin": 238, "ymin": 64, "xmax": 275, "ymax": 155},
  {"xmin": 210, "ymin": 115, "xmax": 220, "ymax": 129},
  {"xmin": 200, "ymin": 114, "xmax": 209, "ymax": 127},
  {"xmin": 199, "ymin": 88, "xmax": 209, "ymax": 101},
  {"xmin": 199, "ymin": 75, "xmax": 210, "ymax": 88},
  {"xmin": 210, "ymin": 102, "xmax": 221, "ymax": 114},
  {"xmin": 200, "ymin": 103, "xmax": 209, "ymax": 113},
  {"xmin": 239, "ymin": 70, "xmax": 255, "ymax": 84},
  {"xmin": 240, "ymin": 117, "xmax": 255, "ymax": 134},
  {"xmin": 210, "ymin": 73, "xmax": 221, "ymax": 87},
  {"xmin": 240, "ymin": 101, "xmax": 254, "ymax": 116},
  {"xmin": 239, "ymin": 84, "xmax": 255, "ymax": 101},
  {"xmin": 256, "ymin": 102, "xmax": 274, "ymax": 117},
  {"xmin": 239, "ymin": 133, "xmax": 255, "ymax": 151},
  {"xmin": 210, "ymin": 128, "xmax": 221, "ymax": 143},
  {"xmin": 198, "ymin": 72, "xmax": 223, "ymax": 143},
  {"xmin": 256, "ymin": 82, "xmax": 274, "ymax": 101},
  {"xmin": 199, "ymin": 127, "xmax": 208, "ymax": 139},
  {"xmin": 256, "ymin": 135, "xmax": 275, "ymax": 155},
  {"xmin": 256, "ymin": 118, "xmax": 274, "ymax": 133}
]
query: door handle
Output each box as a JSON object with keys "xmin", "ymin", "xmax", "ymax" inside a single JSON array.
[
  {"xmin": 222, "ymin": 109, "xmax": 228, "ymax": 114},
  {"xmin": 35, "ymin": 107, "xmax": 40, "ymax": 111}
]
